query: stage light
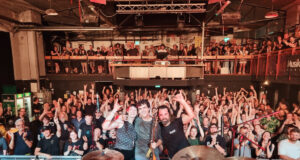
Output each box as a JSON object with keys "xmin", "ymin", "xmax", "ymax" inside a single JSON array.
[
  {"xmin": 155, "ymin": 85, "xmax": 161, "ymax": 88},
  {"xmin": 265, "ymin": 11, "xmax": 279, "ymax": 19},
  {"xmin": 263, "ymin": 80, "xmax": 270, "ymax": 86}
]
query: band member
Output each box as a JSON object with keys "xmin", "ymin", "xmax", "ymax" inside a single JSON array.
[
  {"xmin": 102, "ymin": 100, "xmax": 137, "ymax": 160},
  {"xmin": 158, "ymin": 92, "xmax": 195, "ymax": 158},
  {"xmin": 135, "ymin": 100, "xmax": 162, "ymax": 160}
]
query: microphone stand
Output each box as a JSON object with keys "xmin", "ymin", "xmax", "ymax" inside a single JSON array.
[
  {"xmin": 206, "ymin": 111, "xmax": 279, "ymax": 156},
  {"xmin": 241, "ymin": 135, "xmax": 265, "ymax": 152},
  {"xmin": 228, "ymin": 111, "xmax": 279, "ymax": 156}
]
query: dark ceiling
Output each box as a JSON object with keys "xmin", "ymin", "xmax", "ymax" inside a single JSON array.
[
  {"xmin": 0, "ymin": 0, "xmax": 294, "ymax": 38},
  {"xmin": 21, "ymin": 0, "xmax": 290, "ymax": 27}
]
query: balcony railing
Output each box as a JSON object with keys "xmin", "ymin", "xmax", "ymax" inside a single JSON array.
[{"xmin": 44, "ymin": 47, "xmax": 300, "ymax": 80}]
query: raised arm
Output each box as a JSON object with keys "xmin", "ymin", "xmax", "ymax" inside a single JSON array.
[
  {"xmin": 102, "ymin": 86, "xmax": 106, "ymax": 96},
  {"xmin": 83, "ymin": 84, "xmax": 87, "ymax": 105},
  {"xmin": 173, "ymin": 92, "xmax": 195, "ymax": 124},
  {"xmin": 91, "ymin": 83, "xmax": 95, "ymax": 104},
  {"xmin": 185, "ymin": 122, "xmax": 193, "ymax": 138},
  {"xmin": 102, "ymin": 100, "xmax": 122, "ymax": 130},
  {"xmin": 250, "ymin": 85, "xmax": 257, "ymax": 99},
  {"xmin": 109, "ymin": 85, "xmax": 114, "ymax": 95},
  {"xmin": 54, "ymin": 117, "xmax": 61, "ymax": 138}
]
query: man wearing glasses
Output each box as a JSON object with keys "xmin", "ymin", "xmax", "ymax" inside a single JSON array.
[{"xmin": 7, "ymin": 119, "xmax": 33, "ymax": 155}]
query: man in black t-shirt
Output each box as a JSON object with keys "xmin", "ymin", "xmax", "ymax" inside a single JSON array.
[
  {"xmin": 204, "ymin": 124, "xmax": 227, "ymax": 156},
  {"xmin": 78, "ymin": 114, "xmax": 94, "ymax": 149},
  {"xmin": 34, "ymin": 117, "xmax": 61, "ymax": 159},
  {"xmin": 158, "ymin": 92, "xmax": 195, "ymax": 158},
  {"xmin": 32, "ymin": 97, "xmax": 41, "ymax": 117}
]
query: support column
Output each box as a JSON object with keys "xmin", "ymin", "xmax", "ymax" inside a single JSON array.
[{"xmin": 9, "ymin": 10, "xmax": 45, "ymax": 92}]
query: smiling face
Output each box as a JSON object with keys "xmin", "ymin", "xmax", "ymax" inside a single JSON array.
[
  {"xmin": 288, "ymin": 130, "xmax": 300, "ymax": 142},
  {"xmin": 262, "ymin": 131, "xmax": 271, "ymax": 141},
  {"xmin": 15, "ymin": 120, "xmax": 25, "ymax": 132},
  {"xmin": 70, "ymin": 131, "xmax": 78, "ymax": 140},
  {"xmin": 158, "ymin": 108, "xmax": 170, "ymax": 126},
  {"xmin": 138, "ymin": 104, "xmax": 149, "ymax": 119},
  {"xmin": 128, "ymin": 106, "xmax": 137, "ymax": 119},
  {"xmin": 190, "ymin": 127, "xmax": 198, "ymax": 138},
  {"xmin": 43, "ymin": 129, "xmax": 51, "ymax": 138}
]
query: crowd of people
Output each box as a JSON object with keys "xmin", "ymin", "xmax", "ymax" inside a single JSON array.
[
  {"xmin": 0, "ymin": 83, "xmax": 299, "ymax": 160},
  {"xmin": 48, "ymin": 33, "xmax": 299, "ymax": 75}
]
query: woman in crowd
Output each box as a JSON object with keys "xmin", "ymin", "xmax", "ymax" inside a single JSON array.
[
  {"xmin": 64, "ymin": 130, "xmax": 85, "ymax": 156},
  {"xmin": 256, "ymin": 131, "xmax": 275, "ymax": 159},
  {"xmin": 51, "ymin": 46, "xmax": 61, "ymax": 73},
  {"xmin": 238, "ymin": 46, "xmax": 248, "ymax": 74},
  {"xmin": 79, "ymin": 47, "xmax": 88, "ymax": 74}
]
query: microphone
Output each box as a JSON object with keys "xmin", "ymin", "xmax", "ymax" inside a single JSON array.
[{"xmin": 239, "ymin": 135, "xmax": 244, "ymax": 143}]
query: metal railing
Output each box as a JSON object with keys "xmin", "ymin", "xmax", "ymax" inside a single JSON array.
[{"xmin": 44, "ymin": 47, "xmax": 300, "ymax": 80}]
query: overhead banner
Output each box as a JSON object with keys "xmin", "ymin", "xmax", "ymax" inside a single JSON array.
[
  {"xmin": 90, "ymin": 0, "xmax": 106, "ymax": 5},
  {"xmin": 286, "ymin": 54, "xmax": 300, "ymax": 76}
]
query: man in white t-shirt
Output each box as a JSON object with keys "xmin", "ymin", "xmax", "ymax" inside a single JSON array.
[{"xmin": 278, "ymin": 128, "xmax": 300, "ymax": 160}]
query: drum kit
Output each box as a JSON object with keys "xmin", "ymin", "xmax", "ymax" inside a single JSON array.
[
  {"xmin": 172, "ymin": 146, "xmax": 255, "ymax": 160},
  {"xmin": 82, "ymin": 146, "xmax": 255, "ymax": 160},
  {"xmin": 82, "ymin": 149, "xmax": 124, "ymax": 160}
]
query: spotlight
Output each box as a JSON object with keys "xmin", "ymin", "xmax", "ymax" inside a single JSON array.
[
  {"xmin": 263, "ymin": 80, "xmax": 270, "ymax": 86},
  {"xmin": 177, "ymin": 14, "xmax": 185, "ymax": 28}
]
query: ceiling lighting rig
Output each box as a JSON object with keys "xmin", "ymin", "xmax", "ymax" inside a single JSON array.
[{"xmin": 116, "ymin": 3, "xmax": 206, "ymax": 14}]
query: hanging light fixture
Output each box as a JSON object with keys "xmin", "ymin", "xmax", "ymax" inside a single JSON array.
[
  {"xmin": 265, "ymin": 0, "xmax": 278, "ymax": 19},
  {"xmin": 45, "ymin": 0, "xmax": 58, "ymax": 16}
]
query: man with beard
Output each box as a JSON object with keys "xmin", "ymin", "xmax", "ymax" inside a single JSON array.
[
  {"xmin": 158, "ymin": 93, "xmax": 194, "ymax": 158},
  {"xmin": 135, "ymin": 100, "xmax": 162, "ymax": 160},
  {"xmin": 204, "ymin": 124, "xmax": 226, "ymax": 156},
  {"xmin": 278, "ymin": 128, "xmax": 300, "ymax": 160}
]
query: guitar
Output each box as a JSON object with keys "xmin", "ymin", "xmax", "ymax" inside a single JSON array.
[{"xmin": 146, "ymin": 113, "xmax": 159, "ymax": 160}]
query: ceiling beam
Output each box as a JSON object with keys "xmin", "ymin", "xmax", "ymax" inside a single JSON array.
[
  {"xmin": 16, "ymin": 26, "xmax": 115, "ymax": 31},
  {"xmin": 116, "ymin": 3, "xmax": 206, "ymax": 14}
]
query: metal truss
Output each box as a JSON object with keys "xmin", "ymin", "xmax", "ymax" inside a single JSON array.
[{"xmin": 116, "ymin": 3, "xmax": 206, "ymax": 14}]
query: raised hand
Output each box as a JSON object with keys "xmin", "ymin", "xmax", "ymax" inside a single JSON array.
[
  {"xmin": 68, "ymin": 145, "xmax": 73, "ymax": 151},
  {"xmin": 83, "ymin": 136, "xmax": 88, "ymax": 143},
  {"xmin": 172, "ymin": 93, "xmax": 185, "ymax": 102},
  {"xmin": 113, "ymin": 99, "xmax": 121, "ymax": 111},
  {"xmin": 54, "ymin": 117, "xmax": 59, "ymax": 124},
  {"xmin": 7, "ymin": 131, "xmax": 13, "ymax": 138},
  {"xmin": 23, "ymin": 132, "xmax": 27, "ymax": 140}
]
